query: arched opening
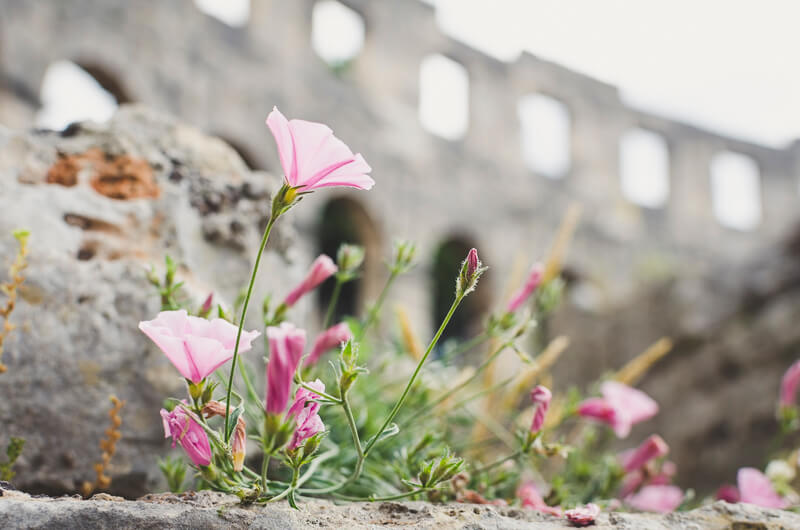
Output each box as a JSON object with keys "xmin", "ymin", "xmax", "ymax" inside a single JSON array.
[
  {"xmin": 517, "ymin": 93, "xmax": 571, "ymax": 179},
  {"xmin": 311, "ymin": 0, "xmax": 366, "ymax": 69},
  {"xmin": 316, "ymin": 197, "xmax": 380, "ymax": 323},
  {"xmin": 619, "ymin": 128, "xmax": 670, "ymax": 208},
  {"xmin": 419, "ymin": 54, "xmax": 469, "ymax": 141},
  {"xmin": 36, "ymin": 60, "xmax": 128, "ymax": 131},
  {"xmin": 710, "ymin": 151, "xmax": 762, "ymax": 231},
  {"xmin": 431, "ymin": 236, "xmax": 490, "ymax": 346}
]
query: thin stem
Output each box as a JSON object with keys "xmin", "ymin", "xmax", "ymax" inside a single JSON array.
[
  {"xmin": 442, "ymin": 331, "xmax": 490, "ymax": 363},
  {"xmin": 364, "ymin": 293, "xmax": 463, "ymax": 457},
  {"xmin": 297, "ymin": 380, "xmax": 342, "ymax": 404},
  {"xmin": 358, "ymin": 270, "xmax": 398, "ymax": 340},
  {"xmin": 471, "ymin": 450, "xmax": 522, "ymax": 475},
  {"xmin": 261, "ymin": 454, "xmax": 271, "ymax": 492},
  {"xmin": 322, "ymin": 278, "xmax": 343, "ymax": 329},
  {"xmin": 224, "ymin": 215, "xmax": 278, "ymax": 441}
]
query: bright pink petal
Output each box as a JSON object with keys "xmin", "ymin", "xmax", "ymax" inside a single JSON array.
[
  {"xmin": 286, "ymin": 118, "xmax": 338, "ymax": 187},
  {"xmin": 715, "ymin": 484, "xmax": 741, "ymax": 503},
  {"xmin": 139, "ymin": 320, "xmax": 194, "ymax": 381},
  {"xmin": 309, "ymin": 154, "xmax": 375, "ymax": 190},
  {"xmin": 284, "ymin": 255, "xmax": 338, "ymax": 307},
  {"xmin": 266, "ymin": 107, "xmax": 298, "ymax": 185},
  {"xmin": 738, "ymin": 467, "xmax": 788, "ymax": 509},
  {"xmin": 626, "ymin": 485, "xmax": 683, "ymax": 513},
  {"xmin": 306, "ymin": 323, "xmax": 352, "ymax": 366},
  {"xmin": 780, "ymin": 360, "xmax": 800, "ymax": 407},
  {"xmin": 184, "ymin": 334, "xmax": 232, "ymax": 383},
  {"xmin": 620, "ymin": 435, "xmax": 669, "ymax": 473}
]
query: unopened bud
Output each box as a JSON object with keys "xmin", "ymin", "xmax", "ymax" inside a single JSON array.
[
  {"xmin": 336, "ymin": 244, "xmax": 365, "ymax": 278},
  {"xmin": 456, "ymin": 248, "xmax": 486, "ymax": 298},
  {"xmin": 390, "ymin": 239, "xmax": 417, "ymax": 274}
]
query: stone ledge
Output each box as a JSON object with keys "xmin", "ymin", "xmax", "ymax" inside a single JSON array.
[{"xmin": 1, "ymin": 486, "xmax": 798, "ymax": 529}]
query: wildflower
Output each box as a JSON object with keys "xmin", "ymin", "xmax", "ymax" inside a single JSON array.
[
  {"xmin": 287, "ymin": 379, "xmax": 326, "ymax": 450},
  {"xmin": 577, "ymin": 381, "xmax": 658, "ymax": 438},
  {"xmin": 530, "ymin": 385, "xmax": 552, "ymax": 435},
  {"xmin": 517, "ymin": 481, "xmax": 562, "ymax": 516},
  {"xmin": 161, "ymin": 404, "xmax": 212, "ymax": 467},
  {"xmin": 620, "ymin": 435, "xmax": 669, "ymax": 473},
  {"xmin": 456, "ymin": 248, "xmax": 487, "ymax": 298},
  {"xmin": 265, "ymin": 323, "xmax": 306, "ymax": 415},
  {"xmin": 766, "ymin": 459, "xmax": 796, "ymax": 483},
  {"xmin": 266, "ymin": 106, "xmax": 374, "ymax": 192},
  {"xmin": 650, "ymin": 460, "xmax": 677, "ymax": 485},
  {"xmin": 564, "ymin": 503, "xmax": 600, "ymax": 527},
  {"xmin": 203, "ymin": 401, "xmax": 247, "ymax": 472},
  {"xmin": 780, "ymin": 359, "xmax": 800, "ymax": 408},
  {"xmin": 507, "ymin": 263, "xmax": 544, "ymax": 314},
  {"xmin": 715, "ymin": 484, "xmax": 741, "ymax": 503},
  {"xmin": 284, "ymin": 255, "xmax": 337, "ymax": 307},
  {"xmin": 139, "ymin": 309, "xmax": 260, "ymax": 384},
  {"xmin": 306, "ymin": 323, "xmax": 352, "ymax": 366},
  {"xmin": 737, "ymin": 467, "xmax": 788, "ymax": 509},
  {"xmin": 625, "ymin": 485, "xmax": 683, "ymax": 513},
  {"xmin": 198, "ymin": 292, "xmax": 214, "ymax": 317}
]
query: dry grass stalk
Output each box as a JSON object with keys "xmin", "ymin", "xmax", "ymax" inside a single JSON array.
[
  {"xmin": 82, "ymin": 396, "xmax": 125, "ymax": 497},
  {"xmin": 542, "ymin": 203, "xmax": 582, "ymax": 284},
  {"xmin": 614, "ymin": 337, "xmax": 674, "ymax": 386},
  {"xmin": 0, "ymin": 230, "xmax": 30, "ymax": 374},
  {"xmin": 395, "ymin": 305, "xmax": 423, "ymax": 361},
  {"xmin": 502, "ymin": 335, "xmax": 570, "ymax": 409}
]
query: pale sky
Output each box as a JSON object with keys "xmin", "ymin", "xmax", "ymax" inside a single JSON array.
[{"xmin": 434, "ymin": 0, "xmax": 800, "ymax": 148}]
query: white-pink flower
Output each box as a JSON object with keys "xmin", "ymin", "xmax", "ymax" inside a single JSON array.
[
  {"xmin": 625, "ymin": 485, "xmax": 683, "ymax": 513},
  {"xmin": 306, "ymin": 322, "xmax": 352, "ymax": 366},
  {"xmin": 139, "ymin": 309, "xmax": 260, "ymax": 383},
  {"xmin": 577, "ymin": 381, "xmax": 659, "ymax": 438},
  {"xmin": 266, "ymin": 106, "xmax": 374, "ymax": 192},
  {"xmin": 564, "ymin": 503, "xmax": 600, "ymax": 527},
  {"xmin": 780, "ymin": 359, "xmax": 800, "ymax": 408},
  {"xmin": 283, "ymin": 255, "xmax": 337, "ymax": 308},
  {"xmin": 737, "ymin": 467, "xmax": 789, "ymax": 509}
]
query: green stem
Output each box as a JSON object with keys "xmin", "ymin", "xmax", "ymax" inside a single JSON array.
[
  {"xmin": 363, "ymin": 293, "xmax": 463, "ymax": 457},
  {"xmin": 470, "ymin": 450, "xmax": 522, "ymax": 475},
  {"xmin": 261, "ymin": 454, "xmax": 271, "ymax": 492},
  {"xmin": 442, "ymin": 331, "xmax": 490, "ymax": 362},
  {"xmin": 322, "ymin": 278, "xmax": 343, "ymax": 329},
  {"xmin": 297, "ymin": 380, "xmax": 342, "ymax": 404},
  {"xmin": 224, "ymin": 215, "xmax": 278, "ymax": 442},
  {"xmin": 358, "ymin": 270, "xmax": 398, "ymax": 340}
]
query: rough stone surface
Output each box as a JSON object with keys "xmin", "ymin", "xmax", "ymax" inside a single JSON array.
[
  {"xmin": 2, "ymin": 486, "xmax": 799, "ymax": 529},
  {"xmin": 0, "ymin": 106, "xmax": 299, "ymax": 497}
]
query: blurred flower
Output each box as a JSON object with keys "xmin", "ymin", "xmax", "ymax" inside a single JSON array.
[
  {"xmin": 284, "ymin": 255, "xmax": 337, "ymax": 307},
  {"xmin": 780, "ymin": 360, "xmax": 800, "ymax": 407},
  {"xmin": 564, "ymin": 503, "xmax": 600, "ymax": 527},
  {"xmin": 577, "ymin": 381, "xmax": 658, "ymax": 438},
  {"xmin": 507, "ymin": 263, "xmax": 544, "ymax": 314},
  {"xmin": 517, "ymin": 481, "xmax": 562, "ymax": 516},
  {"xmin": 266, "ymin": 106, "xmax": 374, "ymax": 191},
  {"xmin": 265, "ymin": 323, "xmax": 306, "ymax": 415},
  {"xmin": 715, "ymin": 484, "xmax": 741, "ymax": 503},
  {"xmin": 625, "ymin": 485, "xmax": 683, "ymax": 513},
  {"xmin": 650, "ymin": 460, "xmax": 677, "ymax": 485},
  {"xmin": 288, "ymin": 379, "xmax": 326, "ymax": 450},
  {"xmin": 306, "ymin": 323, "xmax": 352, "ymax": 366},
  {"xmin": 620, "ymin": 435, "xmax": 669, "ymax": 473},
  {"xmin": 530, "ymin": 385, "xmax": 552, "ymax": 435},
  {"xmin": 766, "ymin": 460, "xmax": 796, "ymax": 483},
  {"xmin": 139, "ymin": 309, "xmax": 260, "ymax": 383},
  {"xmin": 161, "ymin": 404, "xmax": 211, "ymax": 467},
  {"xmin": 737, "ymin": 467, "xmax": 788, "ymax": 509}
]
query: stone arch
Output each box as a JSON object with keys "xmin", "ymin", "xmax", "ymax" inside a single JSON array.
[
  {"xmin": 316, "ymin": 196, "xmax": 381, "ymax": 323},
  {"xmin": 430, "ymin": 235, "xmax": 491, "ymax": 345}
]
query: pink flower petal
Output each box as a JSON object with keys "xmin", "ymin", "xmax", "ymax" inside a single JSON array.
[
  {"xmin": 738, "ymin": 467, "xmax": 788, "ymax": 509},
  {"xmin": 626, "ymin": 485, "xmax": 683, "ymax": 513}
]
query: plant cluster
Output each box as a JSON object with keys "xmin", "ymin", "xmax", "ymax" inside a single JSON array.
[{"xmin": 135, "ymin": 107, "xmax": 800, "ymax": 523}]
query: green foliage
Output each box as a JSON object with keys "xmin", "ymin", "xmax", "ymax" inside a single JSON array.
[
  {"xmin": 0, "ymin": 437, "xmax": 25, "ymax": 482},
  {"xmin": 158, "ymin": 455, "xmax": 188, "ymax": 493}
]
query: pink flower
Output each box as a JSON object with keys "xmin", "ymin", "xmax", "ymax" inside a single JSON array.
[
  {"xmin": 620, "ymin": 435, "xmax": 669, "ymax": 473},
  {"xmin": 139, "ymin": 309, "xmax": 260, "ymax": 383},
  {"xmin": 466, "ymin": 248, "xmax": 479, "ymax": 278},
  {"xmin": 564, "ymin": 503, "xmax": 600, "ymax": 527},
  {"xmin": 625, "ymin": 485, "xmax": 683, "ymax": 513},
  {"xmin": 530, "ymin": 385, "xmax": 552, "ymax": 435},
  {"xmin": 288, "ymin": 379, "xmax": 326, "ymax": 450},
  {"xmin": 619, "ymin": 470, "xmax": 645, "ymax": 498},
  {"xmin": 161, "ymin": 404, "xmax": 212, "ymax": 467},
  {"xmin": 577, "ymin": 381, "xmax": 658, "ymax": 438},
  {"xmin": 650, "ymin": 460, "xmax": 677, "ymax": 485},
  {"xmin": 203, "ymin": 401, "xmax": 247, "ymax": 472},
  {"xmin": 715, "ymin": 484, "xmax": 741, "ymax": 503},
  {"xmin": 283, "ymin": 255, "xmax": 337, "ymax": 307},
  {"xmin": 780, "ymin": 360, "xmax": 800, "ymax": 407},
  {"xmin": 737, "ymin": 467, "xmax": 788, "ymax": 509},
  {"xmin": 507, "ymin": 263, "xmax": 544, "ymax": 314},
  {"xmin": 266, "ymin": 106, "xmax": 374, "ymax": 192},
  {"xmin": 306, "ymin": 323, "xmax": 352, "ymax": 366},
  {"xmin": 517, "ymin": 481, "xmax": 562, "ymax": 516},
  {"xmin": 265, "ymin": 323, "xmax": 306, "ymax": 415}
]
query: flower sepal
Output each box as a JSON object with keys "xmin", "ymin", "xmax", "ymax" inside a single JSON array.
[{"xmin": 271, "ymin": 183, "xmax": 303, "ymax": 219}]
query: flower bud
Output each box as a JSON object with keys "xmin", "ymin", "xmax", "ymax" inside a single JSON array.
[
  {"xmin": 456, "ymin": 248, "xmax": 486, "ymax": 298},
  {"xmin": 198, "ymin": 293, "xmax": 214, "ymax": 318},
  {"xmin": 390, "ymin": 239, "xmax": 417, "ymax": 274},
  {"xmin": 529, "ymin": 385, "xmax": 552, "ymax": 435},
  {"xmin": 336, "ymin": 244, "xmax": 365, "ymax": 278}
]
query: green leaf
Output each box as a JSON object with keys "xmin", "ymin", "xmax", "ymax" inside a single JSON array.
[{"xmin": 226, "ymin": 404, "xmax": 245, "ymax": 442}]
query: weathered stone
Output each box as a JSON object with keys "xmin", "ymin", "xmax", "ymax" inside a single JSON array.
[
  {"xmin": 2, "ymin": 485, "xmax": 799, "ymax": 530},
  {"xmin": 0, "ymin": 106, "xmax": 297, "ymax": 497}
]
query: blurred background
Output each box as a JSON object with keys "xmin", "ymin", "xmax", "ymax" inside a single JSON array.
[{"xmin": 1, "ymin": 0, "xmax": 800, "ymax": 495}]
